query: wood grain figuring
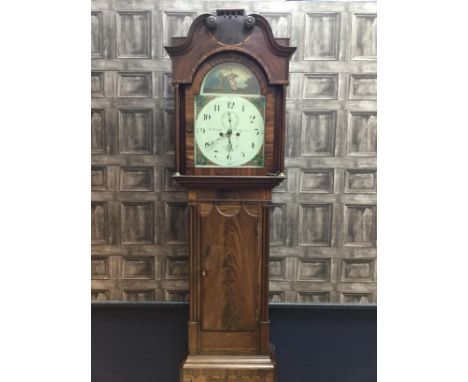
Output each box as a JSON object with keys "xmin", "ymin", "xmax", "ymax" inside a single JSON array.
[
  {"xmin": 182, "ymin": 369, "xmax": 274, "ymax": 381},
  {"xmin": 185, "ymin": 196, "xmax": 272, "ymax": 357},
  {"xmin": 200, "ymin": 203, "xmax": 259, "ymax": 332},
  {"xmin": 200, "ymin": 331, "xmax": 258, "ymax": 353},
  {"xmin": 189, "ymin": 190, "xmax": 271, "ymax": 203},
  {"xmin": 181, "ymin": 354, "xmax": 275, "ymax": 382}
]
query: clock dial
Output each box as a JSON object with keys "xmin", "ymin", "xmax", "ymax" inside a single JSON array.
[{"xmin": 195, "ymin": 95, "xmax": 265, "ymax": 167}]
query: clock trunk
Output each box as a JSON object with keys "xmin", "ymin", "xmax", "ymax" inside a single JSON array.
[
  {"xmin": 200, "ymin": 203, "xmax": 260, "ymax": 334},
  {"xmin": 190, "ymin": 200, "xmax": 265, "ymax": 355}
]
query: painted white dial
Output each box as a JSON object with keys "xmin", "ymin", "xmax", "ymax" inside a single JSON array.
[{"xmin": 195, "ymin": 95, "xmax": 265, "ymax": 167}]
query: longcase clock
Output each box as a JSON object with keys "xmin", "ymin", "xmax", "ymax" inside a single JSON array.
[{"xmin": 165, "ymin": 9, "xmax": 295, "ymax": 382}]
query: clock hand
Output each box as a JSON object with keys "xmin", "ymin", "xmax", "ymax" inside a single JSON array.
[
  {"xmin": 226, "ymin": 116, "xmax": 233, "ymax": 138},
  {"xmin": 228, "ymin": 112, "xmax": 240, "ymax": 129},
  {"xmin": 227, "ymin": 134, "xmax": 233, "ymax": 152},
  {"xmin": 204, "ymin": 134, "xmax": 225, "ymax": 149}
]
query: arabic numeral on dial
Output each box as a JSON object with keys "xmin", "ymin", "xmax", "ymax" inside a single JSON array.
[
  {"xmin": 203, "ymin": 114, "xmax": 211, "ymax": 120},
  {"xmin": 242, "ymin": 105, "xmax": 245, "ymax": 112},
  {"xmin": 214, "ymin": 104, "xmax": 220, "ymax": 112},
  {"xmin": 251, "ymin": 142, "xmax": 255, "ymax": 149},
  {"xmin": 227, "ymin": 101, "xmax": 235, "ymax": 109},
  {"xmin": 249, "ymin": 115, "xmax": 256, "ymax": 123},
  {"xmin": 227, "ymin": 154, "xmax": 231, "ymax": 160}
]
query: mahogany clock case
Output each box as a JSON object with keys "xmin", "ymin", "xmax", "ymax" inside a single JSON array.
[
  {"xmin": 165, "ymin": 10, "xmax": 295, "ymax": 381},
  {"xmin": 166, "ymin": 11, "xmax": 295, "ymax": 189}
]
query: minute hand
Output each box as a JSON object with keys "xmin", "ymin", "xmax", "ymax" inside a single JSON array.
[
  {"xmin": 205, "ymin": 135, "xmax": 225, "ymax": 149},
  {"xmin": 227, "ymin": 113, "xmax": 234, "ymax": 151}
]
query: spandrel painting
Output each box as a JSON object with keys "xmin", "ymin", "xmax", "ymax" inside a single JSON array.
[{"xmin": 201, "ymin": 62, "xmax": 260, "ymax": 95}]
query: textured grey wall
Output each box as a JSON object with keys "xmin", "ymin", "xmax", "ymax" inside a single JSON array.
[{"xmin": 91, "ymin": 0, "xmax": 377, "ymax": 304}]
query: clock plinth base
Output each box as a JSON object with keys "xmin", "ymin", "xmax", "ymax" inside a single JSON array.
[{"xmin": 180, "ymin": 352, "xmax": 276, "ymax": 382}]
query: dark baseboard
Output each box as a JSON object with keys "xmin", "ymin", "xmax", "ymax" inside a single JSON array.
[{"xmin": 92, "ymin": 303, "xmax": 376, "ymax": 382}]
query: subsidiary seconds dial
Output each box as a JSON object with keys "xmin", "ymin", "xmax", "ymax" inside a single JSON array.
[{"xmin": 195, "ymin": 95, "xmax": 265, "ymax": 167}]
